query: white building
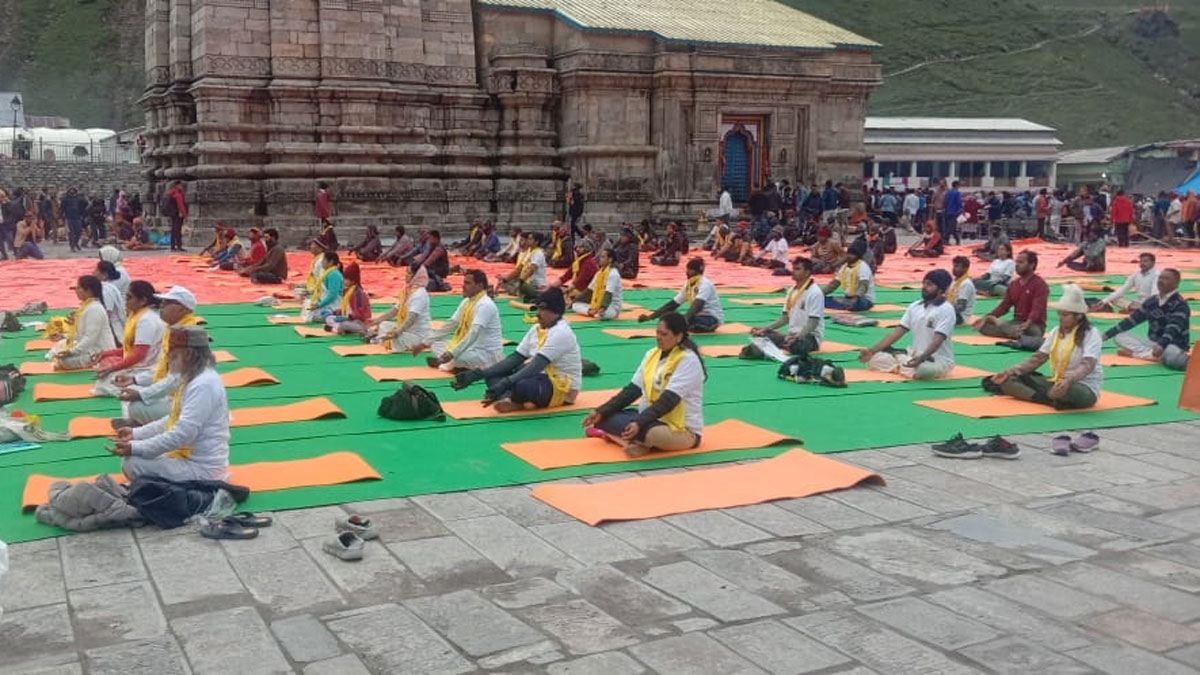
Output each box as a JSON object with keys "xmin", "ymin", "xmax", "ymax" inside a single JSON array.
[{"xmin": 863, "ymin": 117, "xmax": 1062, "ymax": 191}]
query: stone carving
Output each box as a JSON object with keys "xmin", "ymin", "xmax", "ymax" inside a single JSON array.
[
  {"xmin": 195, "ymin": 55, "xmax": 272, "ymax": 78},
  {"xmin": 326, "ymin": 58, "xmax": 387, "ymax": 78},
  {"xmin": 422, "ymin": 10, "xmax": 470, "ymax": 23},
  {"xmin": 274, "ymin": 58, "xmax": 321, "ymax": 78}
]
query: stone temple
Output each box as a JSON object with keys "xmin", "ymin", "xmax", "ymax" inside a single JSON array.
[{"xmin": 141, "ymin": 0, "xmax": 880, "ymax": 240}]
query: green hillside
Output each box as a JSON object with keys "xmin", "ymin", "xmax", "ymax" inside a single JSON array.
[{"xmin": 2, "ymin": 0, "xmax": 1199, "ymax": 147}]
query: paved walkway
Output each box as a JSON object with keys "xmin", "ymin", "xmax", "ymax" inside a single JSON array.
[{"xmin": 3, "ymin": 422, "xmax": 1200, "ymax": 674}]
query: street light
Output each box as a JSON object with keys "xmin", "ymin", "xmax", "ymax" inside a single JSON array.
[{"xmin": 9, "ymin": 95, "xmax": 20, "ymax": 159}]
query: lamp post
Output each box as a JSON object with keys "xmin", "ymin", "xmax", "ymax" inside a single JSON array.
[{"xmin": 9, "ymin": 95, "xmax": 20, "ymax": 159}]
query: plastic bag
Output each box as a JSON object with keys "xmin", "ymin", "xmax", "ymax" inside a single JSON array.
[{"xmin": 750, "ymin": 336, "xmax": 790, "ymax": 364}]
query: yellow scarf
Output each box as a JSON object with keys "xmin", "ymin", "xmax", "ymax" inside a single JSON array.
[
  {"xmin": 514, "ymin": 248, "xmax": 533, "ymax": 279},
  {"xmin": 226, "ymin": 235, "xmax": 242, "ymax": 252},
  {"xmin": 946, "ymin": 273, "xmax": 970, "ymax": 304},
  {"xmin": 642, "ymin": 346, "xmax": 688, "ymax": 431},
  {"xmin": 1048, "ymin": 327, "xmax": 1078, "ymax": 383},
  {"xmin": 304, "ymin": 254, "xmax": 323, "ymax": 294},
  {"xmin": 340, "ymin": 284, "xmax": 358, "ymax": 315},
  {"xmin": 590, "ymin": 266, "xmax": 612, "ymax": 313},
  {"xmin": 552, "ymin": 232, "xmax": 564, "ymax": 260},
  {"xmin": 63, "ymin": 298, "xmax": 94, "ymax": 347},
  {"xmin": 521, "ymin": 248, "xmax": 543, "ymax": 280},
  {"xmin": 841, "ymin": 261, "xmax": 862, "ymax": 297},
  {"xmin": 570, "ymin": 252, "xmax": 591, "ymax": 280},
  {"xmin": 537, "ymin": 324, "xmax": 572, "ymax": 407},
  {"xmin": 396, "ymin": 285, "xmax": 412, "ymax": 325},
  {"xmin": 154, "ymin": 314, "xmax": 199, "ymax": 382},
  {"xmin": 163, "ymin": 386, "xmax": 191, "ymax": 459},
  {"xmin": 785, "ymin": 279, "xmax": 813, "ymax": 313},
  {"xmin": 684, "ymin": 275, "xmax": 702, "ymax": 303},
  {"xmin": 715, "ymin": 231, "xmax": 730, "ymax": 250},
  {"xmin": 122, "ymin": 307, "xmax": 149, "ymax": 358},
  {"xmin": 447, "ymin": 291, "xmax": 484, "ymax": 351},
  {"xmin": 313, "ymin": 265, "xmax": 334, "ymax": 302}
]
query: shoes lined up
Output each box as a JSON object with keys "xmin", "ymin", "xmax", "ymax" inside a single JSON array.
[
  {"xmin": 932, "ymin": 431, "xmax": 1101, "ymax": 460},
  {"xmin": 322, "ymin": 514, "xmax": 378, "ymax": 561}
]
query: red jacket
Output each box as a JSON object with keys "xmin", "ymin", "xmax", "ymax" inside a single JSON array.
[
  {"xmin": 1110, "ymin": 195, "xmax": 1134, "ymax": 225},
  {"xmin": 560, "ymin": 253, "xmax": 599, "ymax": 292},
  {"xmin": 315, "ymin": 190, "xmax": 332, "ymax": 220},
  {"xmin": 245, "ymin": 239, "xmax": 267, "ymax": 266},
  {"xmin": 169, "ymin": 187, "xmax": 187, "ymax": 219}
]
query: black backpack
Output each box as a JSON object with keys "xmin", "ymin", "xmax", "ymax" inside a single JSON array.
[
  {"xmin": 0, "ymin": 364, "xmax": 26, "ymax": 405},
  {"xmin": 777, "ymin": 354, "xmax": 847, "ymax": 388},
  {"xmin": 378, "ymin": 382, "xmax": 446, "ymax": 421}
]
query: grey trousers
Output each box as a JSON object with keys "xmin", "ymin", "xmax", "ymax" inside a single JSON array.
[{"xmin": 1114, "ymin": 333, "xmax": 1190, "ymax": 371}]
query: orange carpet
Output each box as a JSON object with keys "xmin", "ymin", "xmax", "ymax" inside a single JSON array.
[
  {"xmin": 20, "ymin": 451, "xmax": 380, "ymax": 511},
  {"xmin": 501, "ymin": 419, "xmax": 801, "ymax": 470},
  {"xmin": 531, "ymin": 448, "xmax": 883, "ymax": 525},
  {"xmin": 915, "ymin": 390, "xmax": 1157, "ymax": 418},
  {"xmin": 440, "ymin": 389, "xmax": 619, "ymax": 420}
]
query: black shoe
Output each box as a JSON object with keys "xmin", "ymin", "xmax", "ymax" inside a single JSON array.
[
  {"xmin": 931, "ymin": 433, "xmax": 983, "ymax": 459},
  {"xmin": 980, "ymin": 376, "xmax": 1003, "ymax": 394},
  {"xmin": 997, "ymin": 340, "xmax": 1021, "ymax": 349},
  {"xmin": 980, "ymin": 435, "xmax": 1020, "ymax": 459}
]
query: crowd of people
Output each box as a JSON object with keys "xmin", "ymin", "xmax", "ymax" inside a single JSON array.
[{"xmin": 0, "ymin": 185, "xmax": 160, "ymax": 258}]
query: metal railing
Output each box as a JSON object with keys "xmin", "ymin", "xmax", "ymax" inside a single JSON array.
[{"xmin": 0, "ymin": 138, "xmax": 142, "ymax": 164}]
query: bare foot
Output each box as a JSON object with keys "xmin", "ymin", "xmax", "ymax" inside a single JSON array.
[
  {"xmin": 1116, "ymin": 347, "xmax": 1134, "ymax": 358},
  {"xmin": 623, "ymin": 442, "xmax": 650, "ymax": 458},
  {"xmin": 492, "ymin": 399, "xmax": 521, "ymax": 413}
]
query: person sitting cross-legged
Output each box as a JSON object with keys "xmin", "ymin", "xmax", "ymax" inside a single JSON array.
[
  {"xmin": 366, "ymin": 265, "xmax": 433, "ymax": 353},
  {"xmin": 906, "ymin": 220, "xmax": 944, "ymax": 258},
  {"xmin": 858, "ymin": 269, "xmax": 958, "ymax": 380},
  {"xmin": 973, "ymin": 249, "xmax": 1048, "ymax": 350},
  {"xmin": 750, "ymin": 256, "xmax": 825, "ymax": 355},
  {"xmin": 499, "ymin": 232, "xmax": 547, "ymax": 302},
  {"xmin": 974, "ymin": 242, "xmax": 1014, "ymax": 297},
  {"xmin": 304, "ymin": 251, "xmax": 345, "ymax": 322},
  {"xmin": 982, "ymin": 284, "xmax": 1103, "ymax": 410},
  {"xmin": 947, "ymin": 255, "xmax": 977, "ymax": 325},
  {"xmin": 1102, "ymin": 267, "xmax": 1191, "ymax": 371},
  {"xmin": 808, "ymin": 226, "xmax": 843, "ymax": 274},
  {"xmin": 451, "ymin": 287, "xmax": 582, "ymax": 413},
  {"xmin": 571, "ymin": 247, "xmax": 624, "ymax": 320},
  {"xmin": 107, "ymin": 325, "xmax": 231, "ymax": 482},
  {"xmin": 324, "ymin": 262, "xmax": 372, "ymax": 334},
  {"xmin": 418, "ymin": 269, "xmax": 504, "ymax": 372},
  {"xmin": 582, "ymin": 312, "xmax": 707, "ymax": 458},
  {"xmin": 1089, "ymin": 251, "xmax": 1158, "ymax": 313},
  {"xmin": 638, "ymin": 257, "xmax": 724, "ymax": 333},
  {"xmin": 1057, "ymin": 228, "xmax": 1107, "ymax": 273},
  {"xmin": 113, "ymin": 286, "xmax": 201, "ymax": 426},
  {"xmin": 822, "ymin": 238, "xmax": 874, "ymax": 312}
]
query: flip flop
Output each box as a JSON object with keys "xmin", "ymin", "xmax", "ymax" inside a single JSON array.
[
  {"xmin": 228, "ymin": 512, "xmax": 273, "ymax": 528},
  {"xmin": 200, "ymin": 519, "xmax": 259, "ymax": 540}
]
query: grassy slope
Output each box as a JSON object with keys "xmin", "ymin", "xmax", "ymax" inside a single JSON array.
[{"xmin": 786, "ymin": 0, "xmax": 1200, "ymax": 148}]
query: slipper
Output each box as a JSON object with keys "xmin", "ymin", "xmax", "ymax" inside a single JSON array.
[
  {"xmin": 1051, "ymin": 435, "xmax": 1072, "ymax": 456},
  {"xmin": 1070, "ymin": 432, "xmax": 1099, "ymax": 453},
  {"xmin": 228, "ymin": 512, "xmax": 273, "ymax": 528},
  {"xmin": 199, "ymin": 519, "xmax": 259, "ymax": 540},
  {"xmin": 322, "ymin": 531, "xmax": 364, "ymax": 561},
  {"xmin": 335, "ymin": 514, "xmax": 378, "ymax": 540}
]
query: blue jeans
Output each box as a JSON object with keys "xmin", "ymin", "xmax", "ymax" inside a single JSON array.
[
  {"xmin": 825, "ymin": 295, "xmax": 873, "ymax": 311},
  {"xmin": 689, "ymin": 314, "xmax": 720, "ymax": 333},
  {"xmin": 487, "ymin": 373, "xmax": 553, "ymax": 408}
]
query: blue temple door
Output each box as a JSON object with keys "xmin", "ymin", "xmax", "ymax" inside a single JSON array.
[{"xmin": 722, "ymin": 132, "xmax": 751, "ymax": 203}]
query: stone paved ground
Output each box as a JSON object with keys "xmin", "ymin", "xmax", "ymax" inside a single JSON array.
[{"xmin": 4, "ymin": 421, "xmax": 1200, "ymax": 674}]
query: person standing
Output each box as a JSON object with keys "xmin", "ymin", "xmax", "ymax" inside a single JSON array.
[
  {"xmin": 61, "ymin": 187, "xmax": 88, "ymax": 252},
  {"xmin": 162, "ymin": 180, "xmax": 188, "ymax": 252},
  {"xmin": 1109, "ymin": 189, "xmax": 1135, "ymax": 247},
  {"xmin": 943, "ymin": 180, "xmax": 963, "ymax": 245},
  {"xmin": 567, "ymin": 182, "xmax": 586, "ymax": 239}
]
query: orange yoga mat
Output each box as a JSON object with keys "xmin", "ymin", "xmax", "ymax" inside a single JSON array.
[
  {"xmin": 20, "ymin": 451, "xmax": 380, "ymax": 511},
  {"xmin": 24, "ymin": 339, "xmax": 56, "ymax": 352},
  {"xmin": 440, "ymin": 389, "xmax": 620, "ymax": 420},
  {"xmin": 332, "ymin": 344, "xmax": 393, "ymax": 357},
  {"xmin": 842, "ymin": 364, "xmax": 992, "ymax": 383},
  {"xmin": 914, "ymin": 390, "xmax": 1157, "ymax": 419},
  {"xmin": 502, "ymin": 419, "xmax": 801, "ymax": 470},
  {"xmin": 564, "ymin": 310, "xmax": 642, "ymax": 323},
  {"xmin": 952, "ymin": 334, "xmax": 1007, "ymax": 346},
  {"xmin": 69, "ymin": 396, "xmax": 344, "ymax": 439},
  {"xmin": 1180, "ymin": 343, "xmax": 1200, "ymax": 413},
  {"xmin": 697, "ymin": 340, "xmax": 860, "ymax": 358},
  {"xmin": 19, "ymin": 361, "xmax": 85, "ymax": 376},
  {"xmin": 729, "ymin": 297, "xmax": 788, "ymax": 306},
  {"xmin": 532, "ymin": 448, "xmax": 884, "ymax": 525},
  {"xmin": 1088, "ymin": 312, "xmax": 1128, "ymax": 321},
  {"xmin": 213, "ymin": 350, "xmax": 237, "ymax": 363},
  {"xmin": 35, "ymin": 367, "xmax": 278, "ymax": 402},
  {"xmin": 827, "ymin": 303, "xmax": 909, "ymax": 314},
  {"xmin": 363, "ymin": 365, "xmax": 453, "ymax": 382},
  {"xmin": 294, "ymin": 325, "xmax": 336, "ymax": 338},
  {"xmin": 268, "ymin": 315, "xmax": 307, "ymax": 325},
  {"xmin": 602, "ymin": 322, "xmax": 753, "ymax": 339},
  {"xmin": 219, "ymin": 367, "xmax": 281, "ymax": 387},
  {"xmin": 1100, "ymin": 353, "xmax": 1157, "ymax": 367}
]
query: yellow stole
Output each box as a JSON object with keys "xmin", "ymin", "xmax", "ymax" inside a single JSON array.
[
  {"xmin": 396, "ymin": 285, "xmax": 413, "ymax": 324},
  {"xmin": 642, "ymin": 346, "xmax": 688, "ymax": 431},
  {"xmin": 304, "ymin": 254, "xmax": 323, "ymax": 294},
  {"xmin": 715, "ymin": 232, "xmax": 730, "ymax": 250},
  {"xmin": 446, "ymin": 291, "xmax": 484, "ymax": 351},
  {"xmin": 63, "ymin": 298, "xmax": 94, "ymax": 347},
  {"xmin": 122, "ymin": 307, "xmax": 149, "ymax": 358},
  {"xmin": 163, "ymin": 385, "xmax": 191, "ymax": 459},
  {"xmin": 312, "ymin": 265, "xmax": 334, "ymax": 303},
  {"xmin": 570, "ymin": 252, "xmax": 591, "ymax": 280},
  {"xmin": 521, "ymin": 248, "xmax": 543, "ymax": 280},
  {"xmin": 590, "ymin": 266, "xmax": 613, "ymax": 313},
  {"xmin": 841, "ymin": 261, "xmax": 862, "ymax": 297},
  {"xmin": 154, "ymin": 314, "xmax": 198, "ymax": 382},
  {"xmin": 947, "ymin": 273, "xmax": 970, "ymax": 304},
  {"xmin": 552, "ymin": 232, "xmax": 564, "ymax": 260},
  {"xmin": 514, "ymin": 248, "xmax": 533, "ymax": 276},
  {"xmin": 537, "ymin": 324, "xmax": 572, "ymax": 407},
  {"xmin": 1048, "ymin": 327, "xmax": 1079, "ymax": 383},
  {"xmin": 684, "ymin": 275, "xmax": 702, "ymax": 303},
  {"xmin": 340, "ymin": 284, "xmax": 358, "ymax": 315},
  {"xmin": 785, "ymin": 279, "xmax": 813, "ymax": 314},
  {"xmin": 226, "ymin": 235, "xmax": 242, "ymax": 252}
]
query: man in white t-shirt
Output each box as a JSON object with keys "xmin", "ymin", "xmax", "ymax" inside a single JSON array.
[
  {"xmin": 423, "ymin": 269, "xmax": 504, "ymax": 371},
  {"xmin": 499, "ymin": 231, "xmax": 548, "ymax": 301},
  {"xmin": 821, "ymin": 239, "xmax": 875, "ymax": 312},
  {"xmin": 638, "ymin": 257, "xmax": 724, "ymax": 333},
  {"xmin": 751, "ymin": 256, "xmax": 824, "ymax": 355},
  {"xmin": 1091, "ymin": 251, "xmax": 1158, "ymax": 313},
  {"xmin": 858, "ymin": 269, "xmax": 957, "ymax": 379},
  {"xmin": 571, "ymin": 247, "xmax": 624, "ymax": 319},
  {"xmin": 452, "ymin": 287, "xmax": 582, "ymax": 412},
  {"xmin": 947, "ymin": 256, "xmax": 977, "ymax": 325},
  {"xmin": 753, "ymin": 227, "xmax": 790, "ymax": 270}
]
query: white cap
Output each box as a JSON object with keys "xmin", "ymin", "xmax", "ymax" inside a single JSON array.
[
  {"xmin": 154, "ymin": 286, "xmax": 197, "ymax": 311},
  {"xmin": 1052, "ymin": 284, "xmax": 1088, "ymax": 314}
]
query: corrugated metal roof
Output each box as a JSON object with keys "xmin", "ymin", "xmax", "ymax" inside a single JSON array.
[
  {"xmin": 1057, "ymin": 146, "xmax": 1130, "ymax": 165},
  {"xmin": 866, "ymin": 135, "xmax": 1063, "ymax": 147},
  {"xmin": 481, "ymin": 0, "xmax": 879, "ymax": 51},
  {"xmin": 865, "ymin": 117, "xmax": 1056, "ymax": 132}
]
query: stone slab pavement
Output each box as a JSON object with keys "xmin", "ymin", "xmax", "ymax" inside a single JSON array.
[{"xmin": 4, "ymin": 421, "xmax": 1200, "ymax": 674}]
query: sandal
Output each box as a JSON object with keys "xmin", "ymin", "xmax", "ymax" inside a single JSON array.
[
  {"xmin": 200, "ymin": 519, "xmax": 259, "ymax": 540},
  {"xmin": 335, "ymin": 514, "xmax": 378, "ymax": 540},
  {"xmin": 228, "ymin": 512, "xmax": 273, "ymax": 528}
]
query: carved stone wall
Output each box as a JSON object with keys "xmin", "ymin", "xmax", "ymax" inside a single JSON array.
[{"xmin": 142, "ymin": 0, "xmax": 879, "ymax": 244}]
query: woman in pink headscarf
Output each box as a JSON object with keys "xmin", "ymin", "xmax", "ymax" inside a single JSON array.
[
  {"xmin": 364, "ymin": 265, "xmax": 432, "ymax": 351},
  {"xmin": 325, "ymin": 262, "xmax": 373, "ymax": 334}
]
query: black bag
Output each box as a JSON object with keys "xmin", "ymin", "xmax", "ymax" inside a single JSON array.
[
  {"xmin": 126, "ymin": 477, "xmax": 250, "ymax": 529},
  {"xmin": 0, "ymin": 364, "xmax": 26, "ymax": 404},
  {"xmin": 158, "ymin": 193, "xmax": 179, "ymax": 219},
  {"xmin": 777, "ymin": 354, "xmax": 847, "ymax": 388},
  {"xmin": 0, "ymin": 311, "xmax": 22, "ymax": 332},
  {"xmin": 378, "ymin": 382, "xmax": 446, "ymax": 421},
  {"xmin": 581, "ymin": 359, "xmax": 600, "ymax": 377}
]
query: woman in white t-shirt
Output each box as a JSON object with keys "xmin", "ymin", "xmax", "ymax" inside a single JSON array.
[
  {"xmin": 583, "ymin": 312, "xmax": 707, "ymax": 457},
  {"xmin": 983, "ymin": 284, "xmax": 1102, "ymax": 409},
  {"xmin": 974, "ymin": 242, "xmax": 1015, "ymax": 296},
  {"xmin": 51, "ymin": 275, "xmax": 118, "ymax": 371},
  {"xmin": 368, "ymin": 265, "xmax": 433, "ymax": 352},
  {"xmin": 94, "ymin": 281, "xmax": 167, "ymax": 391},
  {"xmin": 571, "ymin": 248, "xmax": 624, "ymax": 320}
]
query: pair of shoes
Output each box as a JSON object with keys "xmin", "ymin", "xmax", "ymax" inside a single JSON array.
[
  {"xmin": 199, "ymin": 512, "xmax": 273, "ymax": 540},
  {"xmin": 932, "ymin": 433, "xmax": 1020, "ymax": 459},
  {"xmin": 322, "ymin": 514, "xmax": 378, "ymax": 561},
  {"xmin": 1051, "ymin": 432, "xmax": 1099, "ymax": 456}
]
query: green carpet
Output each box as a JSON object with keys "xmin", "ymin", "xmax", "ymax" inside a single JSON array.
[{"xmin": 2, "ymin": 277, "xmax": 1197, "ymax": 543}]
